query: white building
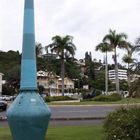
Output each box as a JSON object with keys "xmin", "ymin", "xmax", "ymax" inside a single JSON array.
[
  {"xmin": 0, "ymin": 73, "xmax": 4, "ymax": 96},
  {"xmin": 109, "ymin": 69, "xmax": 127, "ymax": 82},
  {"xmin": 37, "ymin": 71, "xmax": 74, "ymax": 96},
  {"xmin": 130, "ymin": 74, "xmax": 140, "ymax": 82}
]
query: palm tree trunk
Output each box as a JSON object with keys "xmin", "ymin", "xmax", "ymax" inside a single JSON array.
[
  {"xmin": 105, "ymin": 52, "xmax": 108, "ymax": 95},
  {"xmin": 128, "ymin": 63, "xmax": 130, "ymax": 89},
  {"xmin": 114, "ymin": 48, "xmax": 120, "ymax": 94},
  {"xmin": 61, "ymin": 58, "xmax": 65, "ymax": 96}
]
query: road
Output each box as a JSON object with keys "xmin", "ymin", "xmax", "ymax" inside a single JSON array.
[
  {"xmin": 50, "ymin": 105, "xmax": 118, "ymax": 118},
  {"xmin": 0, "ymin": 105, "xmax": 119, "ymax": 119},
  {"xmin": 0, "ymin": 105, "xmax": 119, "ymax": 127}
]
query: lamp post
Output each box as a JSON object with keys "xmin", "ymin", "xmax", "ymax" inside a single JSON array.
[{"xmin": 7, "ymin": 0, "xmax": 51, "ymax": 140}]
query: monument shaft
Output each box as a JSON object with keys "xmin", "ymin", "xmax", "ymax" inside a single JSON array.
[
  {"xmin": 7, "ymin": 1, "xmax": 51, "ymax": 140},
  {"xmin": 20, "ymin": 0, "xmax": 37, "ymax": 90}
]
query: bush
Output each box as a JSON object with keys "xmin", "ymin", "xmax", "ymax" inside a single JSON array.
[
  {"xmin": 95, "ymin": 90, "xmax": 102, "ymax": 96},
  {"xmin": 104, "ymin": 107, "xmax": 140, "ymax": 140},
  {"xmin": 82, "ymin": 93, "xmax": 93, "ymax": 99},
  {"xmin": 45, "ymin": 96, "xmax": 75, "ymax": 102},
  {"xmin": 93, "ymin": 93, "xmax": 121, "ymax": 102},
  {"xmin": 82, "ymin": 89, "xmax": 102, "ymax": 100}
]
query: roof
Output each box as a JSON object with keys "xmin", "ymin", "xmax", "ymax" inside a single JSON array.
[{"xmin": 37, "ymin": 70, "xmax": 57, "ymax": 77}]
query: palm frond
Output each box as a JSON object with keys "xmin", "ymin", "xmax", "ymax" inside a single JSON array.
[
  {"xmin": 46, "ymin": 35, "xmax": 76, "ymax": 59},
  {"xmin": 95, "ymin": 42, "xmax": 111, "ymax": 53}
]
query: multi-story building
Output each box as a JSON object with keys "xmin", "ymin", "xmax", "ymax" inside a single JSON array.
[
  {"xmin": 0, "ymin": 73, "xmax": 4, "ymax": 96},
  {"xmin": 37, "ymin": 71, "xmax": 74, "ymax": 96},
  {"xmin": 37, "ymin": 71, "xmax": 58, "ymax": 96},
  {"xmin": 109, "ymin": 69, "xmax": 128, "ymax": 82},
  {"xmin": 42, "ymin": 53, "xmax": 58, "ymax": 60}
]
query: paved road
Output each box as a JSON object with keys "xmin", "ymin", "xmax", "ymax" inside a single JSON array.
[
  {"xmin": 0, "ymin": 105, "xmax": 119, "ymax": 127},
  {"xmin": 50, "ymin": 105, "xmax": 118, "ymax": 118},
  {"xmin": 0, "ymin": 105, "xmax": 119, "ymax": 118}
]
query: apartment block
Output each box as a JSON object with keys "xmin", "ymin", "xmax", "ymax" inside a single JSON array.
[
  {"xmin": 109, "ymin": 69, "xmax": 127, "ymax": 82},
  {"xmin": 37, "ymin": 71, "xmax": 74, "ymax": 96}
]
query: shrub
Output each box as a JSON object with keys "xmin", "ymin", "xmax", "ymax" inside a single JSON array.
[
  {"xmin": 104, "ymin": 107, "xmax": 140, "ymax": 140},
  {"xmin": 82, "ymin": 93, "xmax": 93, "ymax": 99},
  {"xmin": 82, "ymin": 89, "xmax": 102, "ymax": 100},
  {"xmin": 93, "ymin": 93, "xmax": 121, "ymax": 102},
  {"xmin": 95, "ymin": 90, "xmax": 102, "ymax": 96},
  {"xmin": 45, "ymin": 96, "xmax": 75, "ymax": 102}
]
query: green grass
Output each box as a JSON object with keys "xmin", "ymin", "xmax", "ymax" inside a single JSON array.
[
  {"xmin": 49, "ymin": 98, "xmax": 140, "ymax": 105},
  {"xmin": 0, "ymin": 128, "xmax": 11, "ymax": 140},
  {"xmin": 0, "ymin": 125, "xmax": 104, "ymax": 140}
]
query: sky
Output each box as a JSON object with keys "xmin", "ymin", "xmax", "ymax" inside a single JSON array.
[{"xmin": 0, "ymin": 0, "xmax": 140, "ymax": 64}]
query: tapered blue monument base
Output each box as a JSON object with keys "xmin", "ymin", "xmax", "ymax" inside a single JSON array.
[{"xmin": 7, "ymin": 91, "xmax": 51, "ymax": 140}]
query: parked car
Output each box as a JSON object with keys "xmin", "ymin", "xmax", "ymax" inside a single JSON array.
[
  {"xmin": 0, "ymin": 95, "xmax": 15, "ymax": 101},
  {"xmin": 0, "ymin": 100, "xmax": 7, "ymax": 111},
  {"xmin": 3, "ymin": 95, "xmax": 12, "ymax": 101}
]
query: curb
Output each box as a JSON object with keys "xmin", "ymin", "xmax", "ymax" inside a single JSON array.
[
  {"xmin": 0, "ymin": 116, "xmax": 105, "ymax": 121},
  {"xmin": 50, "ymin": 117, "xmax": 105, "ymax": 121},
  {"xmin": 49, "ymin": 103, "xmax": 140, "ymax": 107}
]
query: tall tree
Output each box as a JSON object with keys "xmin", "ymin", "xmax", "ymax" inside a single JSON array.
[
  {"xmin": 85, "ymin": 52, "xmax": 95, "ymax": 81},
  {"xmin": 95, "ymin": 42, "xmax": 111, "ymax": 95},
  {"xmin": 134, "ymin": 37, "xmax": 140, "ymax": 56},
  {"xmin": 122, "ymin": 42, "xmax": 135, "ymax": 89},
  {"xmin": 103, "ymin": 29, "xmax": 127, "ymax": 94},
  {"xmin": 45, "ymin": 35, "xmax": 76, "ymax": 96},
  {"xmin": 36, "ymin": 42, "xmax": 43, "ymax": 57}
]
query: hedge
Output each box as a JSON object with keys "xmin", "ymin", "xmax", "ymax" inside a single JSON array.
[
  {"xmin": 45, "ymin": 96, "xmax": 75, "ymax": 102},
  {"xmin": 104, "ymin": 107, "xmax": 140, "ymax": 140},
  {"xmin": 93, "ymin": 93, "xmax": 121, "ymax": 102}
]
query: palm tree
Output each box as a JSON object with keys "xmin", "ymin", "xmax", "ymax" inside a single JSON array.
[
  {"xmin": 122, "ymin": 42, "xmax": 135, "ymax": 88},
  {"xmin": 130, "ymin": 77, "xmax": 140, "ymax": 97},
  {"xmin": 134, "ymin": 37, "xmax": 140, "ymax": 54},
  {"xmin": 95, "ymin": 42, "xmax": 111, "ymax": 95},
  {"xmin": 45, "ymin": 35, "xmax": 76, "ymax": 96},
  {"xmin": 35, "ymin": 42, "xmax": 43, "ymax": 57},
  {"xmin": 103, "ymin": 29, "xmax": 127, "ymax": 94}
]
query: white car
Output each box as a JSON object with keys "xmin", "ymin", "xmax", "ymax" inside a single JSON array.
[{"xmin": 1, "ymin": 95, "xmax": 12, "ymax": 101}]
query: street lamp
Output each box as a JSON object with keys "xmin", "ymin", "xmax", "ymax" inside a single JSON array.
[{"xmin": 7, "ymin": 0, "xmax": 51, "ymax": 140}]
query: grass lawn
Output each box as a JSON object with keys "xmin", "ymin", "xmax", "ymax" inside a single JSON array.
[
  {"xmin": 0, "ymin": 125, "xmax": 104, "ymax": 140},
  {"xmin": 49, "ymin": 98, "xmax": 140, "ymax": 105}
]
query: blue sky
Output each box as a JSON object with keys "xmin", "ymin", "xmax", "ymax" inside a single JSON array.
[{"xmin": 0, "ymin": 0, "xmax": 140, "ymax": 64}]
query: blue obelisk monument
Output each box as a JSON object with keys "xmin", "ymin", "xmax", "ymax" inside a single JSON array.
[{"xmin": 7, "ymin": 0, "xmax": 51, "ymax": 140}]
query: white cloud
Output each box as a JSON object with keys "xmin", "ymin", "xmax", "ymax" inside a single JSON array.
[{"xmin": 0, "ymin": 0, "xmax": 140, "ymax": 63}]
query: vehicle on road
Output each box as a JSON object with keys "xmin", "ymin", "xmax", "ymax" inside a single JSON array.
[
  {"xmin": 0, "ymin": 95, "xmax": 15, "ymax": 101},
  {"xmin": 0, "ymin": 100, "xmax": 7, "ymax": 111}
]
